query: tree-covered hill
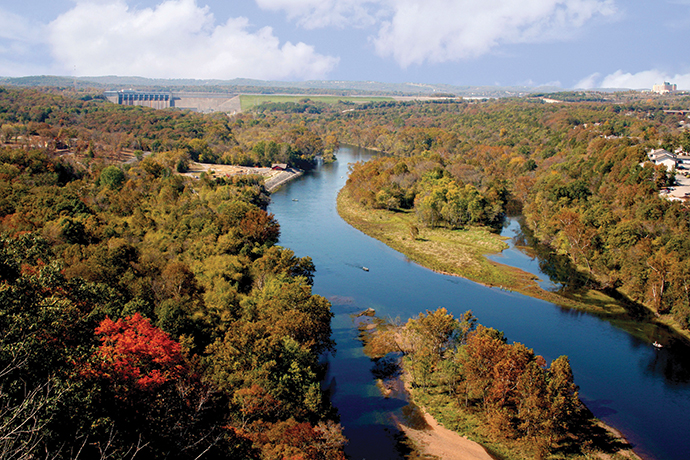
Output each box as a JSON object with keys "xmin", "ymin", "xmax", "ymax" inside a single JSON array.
[
  {"xmin": 0, "ymin": 87, "xmax": 346, "ymax": 459},
  {"xmin": 0, "ymin": 86, "xmax": 332, "ymax": 170},
  {"xmin": 0, "ymin": 75, "xmax": 562, "ymax": 98}
]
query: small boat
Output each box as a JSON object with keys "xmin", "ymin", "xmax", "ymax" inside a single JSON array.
[
  {"xmin": 652, "ymin": 341, "xmax": 663, "ymax": 349},
  {"xmin": 292, "ymin": 198, "xmax": 298, "ymax": 201},
  {"xmin": 362, "ymin": 267, "xmax": 369, "ymax": 272}
]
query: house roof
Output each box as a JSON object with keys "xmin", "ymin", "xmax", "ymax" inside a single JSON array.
[{"xmin": 649, "ymin": 148, "xmax": 675, "ymax": 159}]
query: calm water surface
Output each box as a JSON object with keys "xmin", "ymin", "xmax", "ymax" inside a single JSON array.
[{"xmin": 268, "ymin": 146, "xmax": 690, "ymax": 460}]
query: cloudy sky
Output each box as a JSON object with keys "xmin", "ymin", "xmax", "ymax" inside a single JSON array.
[{"xmin": 1, "ymin": 0, "xmax": 689, "ymax": 90}]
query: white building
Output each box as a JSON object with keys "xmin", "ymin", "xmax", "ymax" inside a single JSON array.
[
  {"xmin": 652, "ymin": 82, "xmax": 677, "ymax": 94},
  {"xmin": 648, "ymin": 148, "xmax": 677, "ymax": 171}
]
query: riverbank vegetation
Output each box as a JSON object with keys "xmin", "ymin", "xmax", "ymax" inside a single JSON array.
[
  {"xmin": 0, "ymin": 87, "xmax": 346, "ymax": 459},
  {"xmin": 330, "ymin": 95, "xmax": 690, "ymax": 335},
  {"xmin": 337, "ymin": 188, "xmax": 520, "ymax": 287},
  {"xmin": 360, "ymin": 308, "xmax": 640, "ymax": 460},
  {"xmin": 338, "ymin": 188, "xmax": 633, "ymax": 318}
]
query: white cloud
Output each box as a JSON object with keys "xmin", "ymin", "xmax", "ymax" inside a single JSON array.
[
  {"xmin": 376, "ymin": 0, "xmax": 615, "ymax": 67},
  {"xmin": 47, "ymin": 0, "xmax": 338, "ymax": 79},
  {"xmin": 254, "ymin": 0, "xmax": 380, "ymax": 28},
  {"xmin": 0, "ymin": 7, "xmax": 60, "ymax": 77},
  {"xmin": 256, "ymin": 0, "xmax": 616, "ymax": 67},
  {"xmin": 0, "ymin": 7, "xmax": 38, "ymax": 43},
  {"xmin": 574, "ymin": 72, "xmax": 601, "ymax": 89},
  {"xmin": 576, "ymin": 69, "xmax": 690, "ymax": 90},
  {"xmin": 600, "ymin": 70, "xmax": 668, "ymax": 89}
]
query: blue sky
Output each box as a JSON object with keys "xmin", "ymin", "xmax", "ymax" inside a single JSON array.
[{"xmin": 1, "ymin": 0, "xmax": 689, "ymax": 90}]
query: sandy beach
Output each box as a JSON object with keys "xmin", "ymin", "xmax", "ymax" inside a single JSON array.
[{"xmin": 395, "ymin": 408, "xmax": 493, "ymax": 460}]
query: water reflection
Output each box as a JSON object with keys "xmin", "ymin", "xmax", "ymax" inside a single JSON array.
[
  {"xmin": 494, "ymin": 218, "xmax": 690, "ymax": 387},
  {"xmin": 645, "ymin": 342, "xmax": 690, "ymax": 385},
  {"xmin": 270, "ymin": 146, "xmax": 690, "ymax": 460},
  {"xmin": 489, "ymin": 217, "xmax": 586, "ymax": 291},
  {"xmin": 580, "ymin": 398, "xmax": 618, "ymax": 418}
]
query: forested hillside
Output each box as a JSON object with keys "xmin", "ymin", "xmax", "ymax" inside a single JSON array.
[
  {"xmin": 0, "ymin": 88, "xmax": 345, "ymax": 459},
  {"xmin": 329, "ymin": 96, "xmax": 690, "ymax": 331},
  {"xmin": 0, "ymin": 87, "xmax": 333, "ymax": 169}
]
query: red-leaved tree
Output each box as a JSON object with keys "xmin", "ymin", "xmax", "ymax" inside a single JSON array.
[{"xmin": 85, "ymin": 313, "xmax": 187, "ymax": 392}]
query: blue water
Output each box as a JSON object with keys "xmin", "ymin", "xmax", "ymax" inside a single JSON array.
[
  {"xmin": 268, "ymin": 146, "xmax": 690, "ymax": 460},
  {"xmin": 488, "ymin": 218, "xmax": 562, "ymax": 291}
]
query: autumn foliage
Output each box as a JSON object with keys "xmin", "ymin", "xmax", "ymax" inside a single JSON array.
[
  {"xmin": 367, "ymin": 308, "xmax": 593, "ymax": 458},
  {"xmin": 0, "ymin": 88, "xmax": 346, "ymax": 459},
  {"xmin": 85, "ymin": 313, "xmax": 187, "ymax": 391},
  {"xmin": 8, "ymin": 86, "xmax": 687, "ymax": 458}
]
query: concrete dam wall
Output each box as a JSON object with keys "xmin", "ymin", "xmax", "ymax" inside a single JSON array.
[{"xmin": 104, "ymin": 90, "xmax": 242, "ymax": 113}]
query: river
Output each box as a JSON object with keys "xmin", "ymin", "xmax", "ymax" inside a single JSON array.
[{"xmin": 267, "ymin": 146, "xmax": 690, "ymax": 460}]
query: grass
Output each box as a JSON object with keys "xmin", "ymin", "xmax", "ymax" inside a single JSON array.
[
  {"xmin": 357, "ymin": 314, "xmax": 641, "ymax": 460},
  {"xmin": 338, "ymin": 188, "xmax": 690, "ymax": 343},
  {"xmin": 336, "ymin": 188, "xmax": 639, "ymax": 317},
  {"xmin": 239, "ymin": 95, "xmax": 394, "ymax": 110},
  {"xmin": 337, "ymin": 189, "xmax": 512, "ymax": 283},
  {"xmin": 409, "ymin": 386, "xmax": 640, "ymax": 460},
  {"xmin": 409, "ymin": 390, "xmax": 518, "ymax": 460}
]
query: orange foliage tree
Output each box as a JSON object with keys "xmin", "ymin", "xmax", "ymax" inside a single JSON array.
[{"xmin": 85, "ymin": 313, "xmax": 187, "ymax": 392}]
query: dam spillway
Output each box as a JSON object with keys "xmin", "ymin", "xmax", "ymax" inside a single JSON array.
[{"xmin": 104, "ymin": 90, "xmax": 241, "ymax": 113}]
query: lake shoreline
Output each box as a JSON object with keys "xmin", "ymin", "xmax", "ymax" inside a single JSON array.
[
  {"xmin": 393, "ymin": 402, "xmax": 495, "ymax": 460},
  {"xmin": 264, "ymin": 168, "xmax": 303, "ymax": 192}
]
